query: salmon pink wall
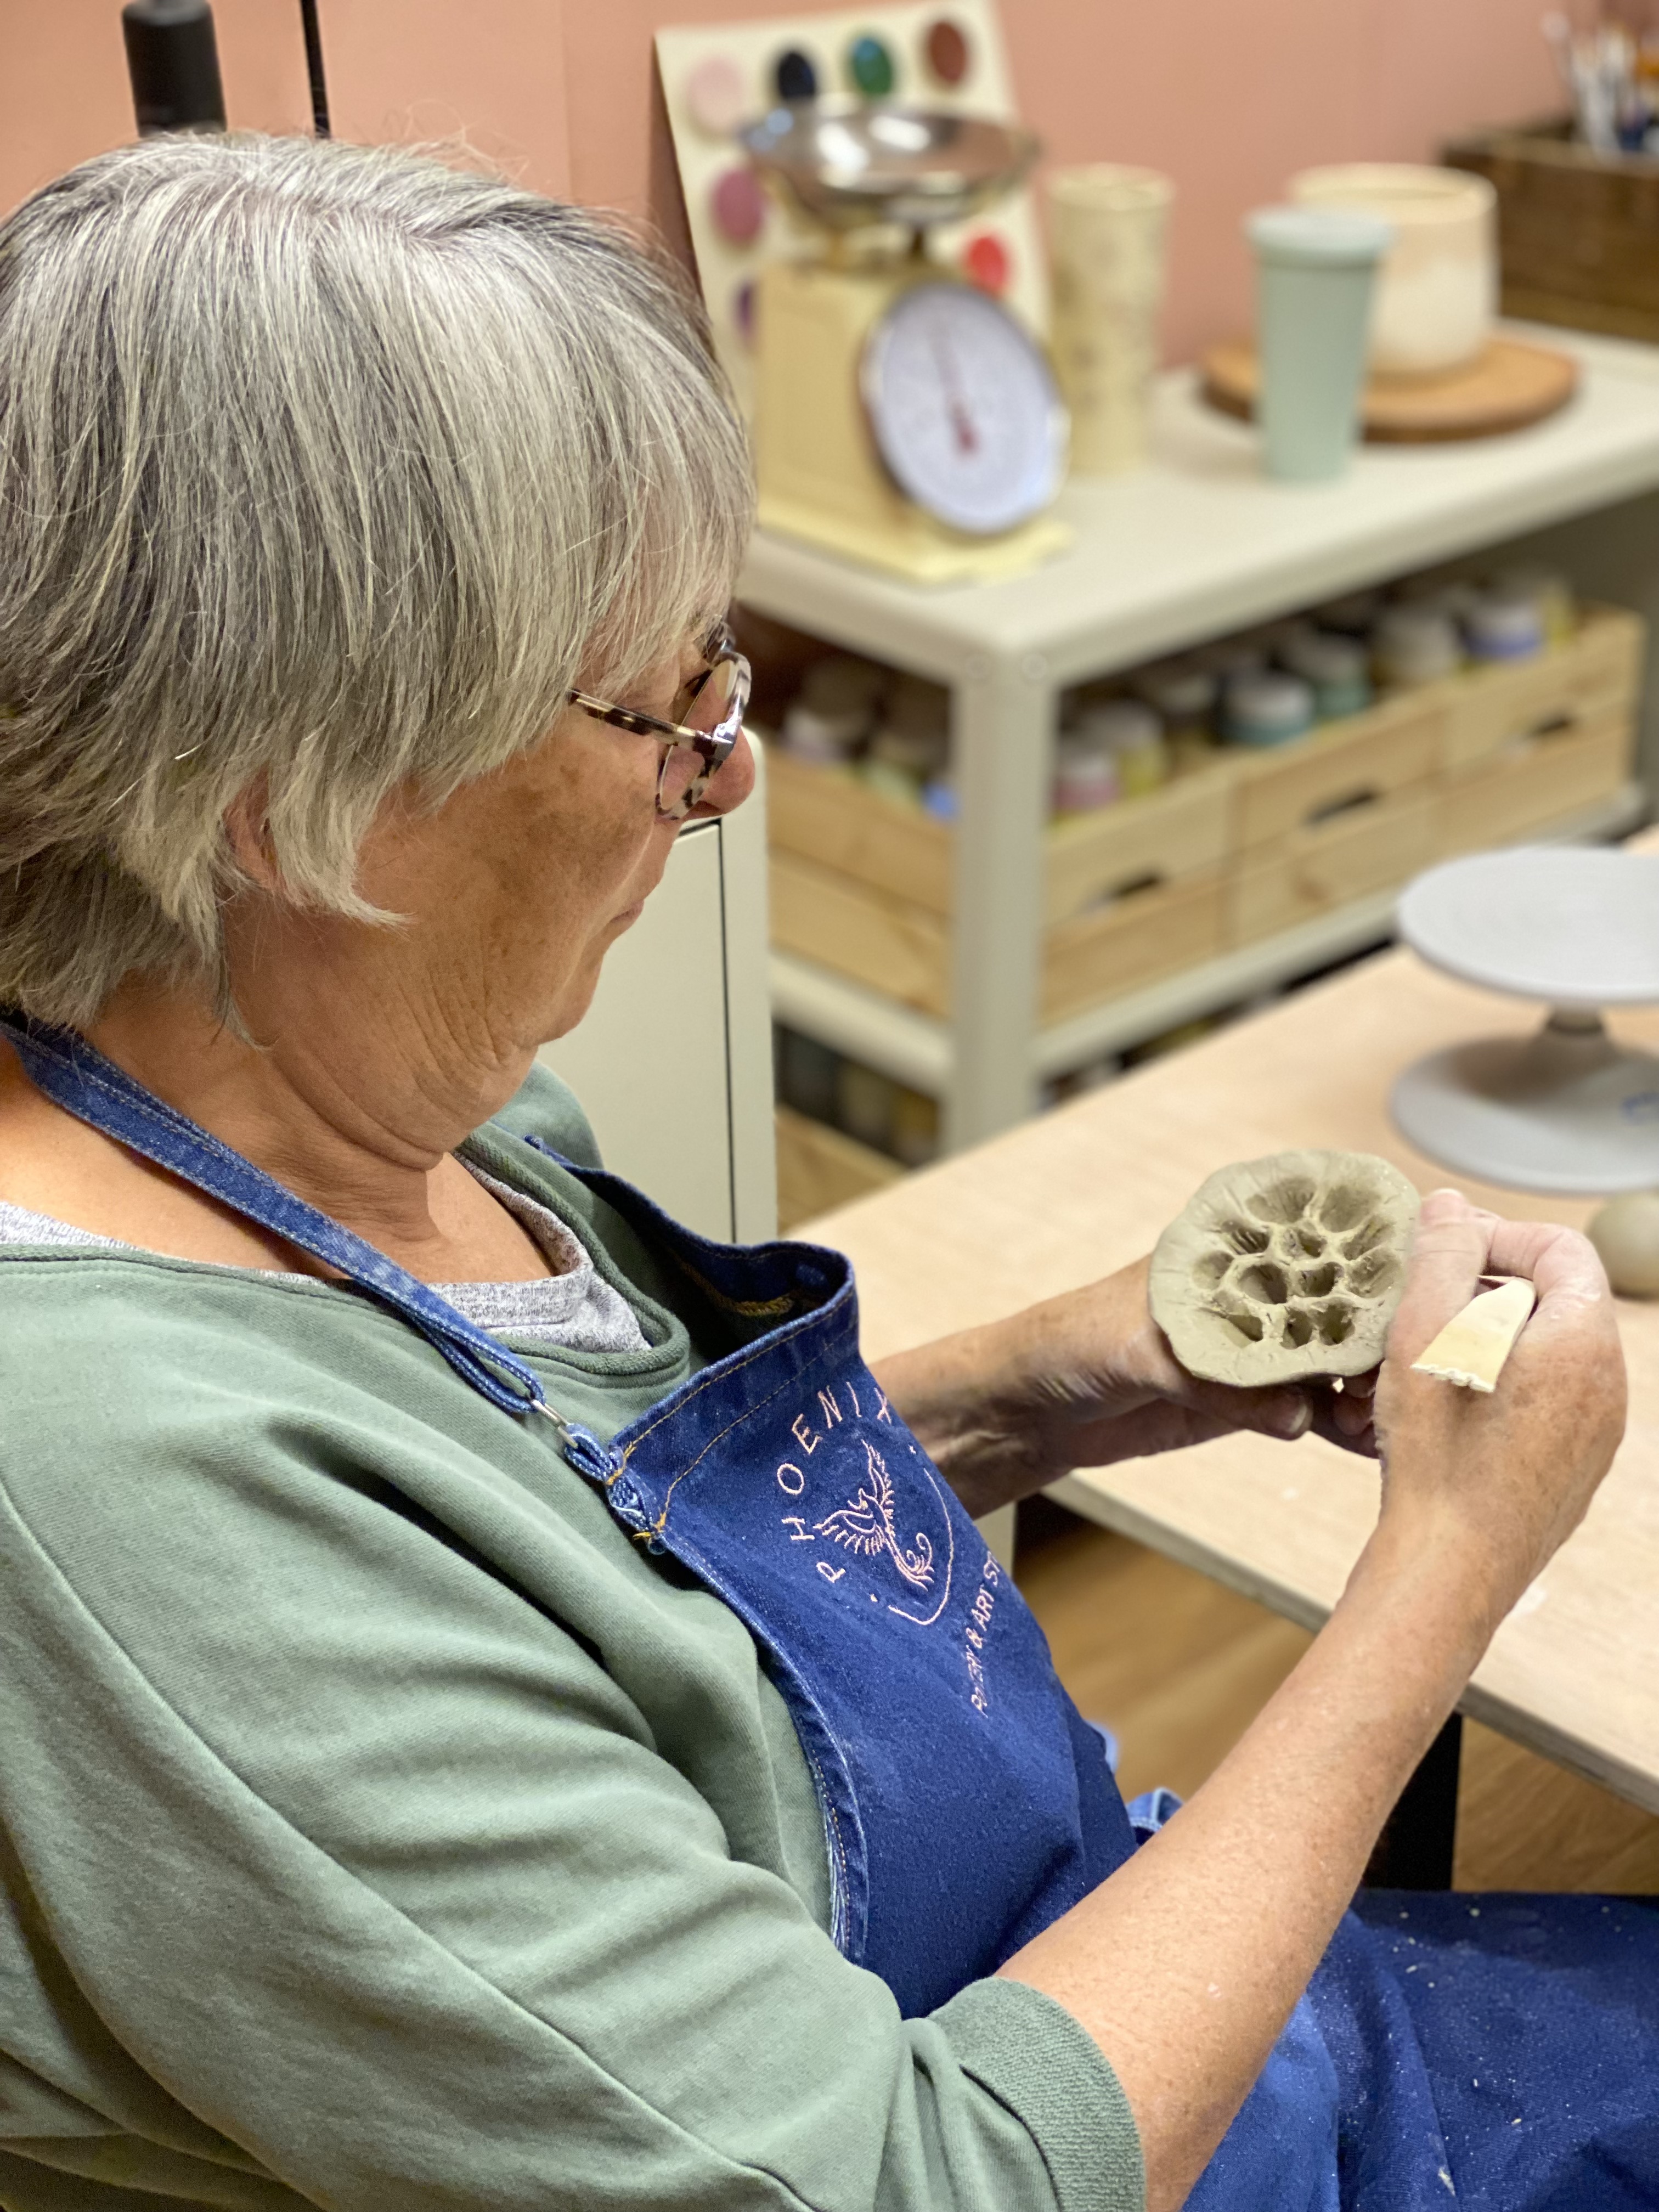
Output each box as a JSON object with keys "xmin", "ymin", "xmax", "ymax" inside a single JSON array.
[
  {"xmin": 4, "ymin": 0, "xmax": 1558, "ymax": 361},
  {"xmin": 4, "ymin": 0, "xmax": 569, "ymax": 200}
]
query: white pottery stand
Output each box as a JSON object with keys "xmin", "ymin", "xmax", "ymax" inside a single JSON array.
[{"xmin": 1392, "ymin": 847, "xmax": 1659, "ymax": 1192}]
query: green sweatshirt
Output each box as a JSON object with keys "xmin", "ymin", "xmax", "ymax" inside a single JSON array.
[{"xmin": 0, "ymin": 1068, "xmax": 1142, "ymax": 2212}]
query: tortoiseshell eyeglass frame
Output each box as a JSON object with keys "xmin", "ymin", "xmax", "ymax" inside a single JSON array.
[{"xmin": 567, "ymin": 622, "xmax": 751, "ymax": 821}]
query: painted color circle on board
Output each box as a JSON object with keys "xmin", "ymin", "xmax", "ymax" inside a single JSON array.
[
  {"xmin": 710, "ymin": 165, "xmax": 766, "ymax": 246},
  {"xmin": 847, "ymin": 33, "xmax": 896, "ymax": 97},
  {"xmin": 774, "ymin": 47, "xmax": 817, "ymax": 101},
  {"xmin": 962, "ymin": 229, "xmax": 1012, "ymax": 293},
  {"xmin": 733, "ymin": 278, "xmax": 758, "ymax": 346},
  {"xmin": 684, "ymin": 53, "xmax": 751, "ymax": 138},
  {"xmin": 923, "ymin": 18, "xmax": 970, "ymax": 86}
]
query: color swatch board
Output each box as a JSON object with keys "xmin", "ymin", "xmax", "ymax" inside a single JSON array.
[{"xmin": 656, "ymin": 1, "xmax": 1047, "ymax": 417}]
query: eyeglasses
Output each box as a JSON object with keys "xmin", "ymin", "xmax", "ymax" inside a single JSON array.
[{"xmin": 568, "ymin": 623, "xmax": 751, "ymax": 821}]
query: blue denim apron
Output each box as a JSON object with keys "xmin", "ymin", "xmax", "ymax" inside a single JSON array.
[{"xmin": 9, "ymin": 1011, "xmax": 1659, "ymax": 2212}]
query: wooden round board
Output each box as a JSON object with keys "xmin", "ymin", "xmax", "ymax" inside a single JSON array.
[{"xmin": 1200, "ymin": 334, "xmax": 1579, "ymax": 443}]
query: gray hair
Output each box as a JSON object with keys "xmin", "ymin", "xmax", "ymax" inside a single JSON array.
[{"xmin": 0, "ymin": 132, "xmax": 752, "ymax": 1024}]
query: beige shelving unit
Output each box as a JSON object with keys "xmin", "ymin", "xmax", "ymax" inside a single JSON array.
[{"xmin": 741, "ymin": 325, "xmax": 1659, "ymax": 1153}]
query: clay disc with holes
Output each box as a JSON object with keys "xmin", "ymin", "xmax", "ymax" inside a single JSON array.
[
  {"xmin": 1199, "ymin": 336, "xmax": 1578, "ymax": 444},
  {"xmin": 1150, "ymin": 1150, "xmax": 1420, "ymax": 1385}
]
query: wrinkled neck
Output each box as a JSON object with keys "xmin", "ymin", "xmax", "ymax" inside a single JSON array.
[{"xmin": 85, "ymin": 962, "xmax": 531, "ymax": 1254}]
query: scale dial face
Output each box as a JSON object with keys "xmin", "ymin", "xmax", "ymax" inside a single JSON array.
[{"xmin": 861, "ymin": 280, "xmax": 1067, "ymax": 537}]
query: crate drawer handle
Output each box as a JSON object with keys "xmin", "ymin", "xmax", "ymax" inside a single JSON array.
[
  {"xmin": 1305, "ymin": 786, "xmax": 1381, "ymax": 829},
  {"xmin": 1495, "ymin": 713, "xmax": 1581, "ymax": 763},
  {"xmin": 1084, "ymin": 868, "xmax": 1166, "ymax": 913}
]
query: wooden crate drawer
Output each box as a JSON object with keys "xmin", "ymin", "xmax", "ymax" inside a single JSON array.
[
  {"xmin": 768, "ymin": 747, "xmax": 953, "ymax": 915},
  {"xmin": 1230, "ymin": 788, "xmax": 1437, "ymax": 946},
  {"xmin": 771, "ymin": 851, "xmax": 950, "ymax": 1015},
  {"xmin": 1235, "ymin": 690, "xmax": 1443, "ymax": 848},
  {"xmin": 1438, "ymin": 707, "xmax": 1634, "ymax": 856},
  {"xmin": 1045, "ymin": 765, "xmax": 1234, "ymax": 927},
  {"xmin": 769, "ymin": 741, "xmax": 1233, "ymax": 930},
  {"xmin": 774, "ymin": 847, "xmax": 1226, "ymax": 1025},
  {"xmin": 1041, "ymin": 872, "xmax": 1226, "ymax": 1025},
  {"xmin": 1438, "ymin": 605, "xmax": 1644, "ymax": 771}
]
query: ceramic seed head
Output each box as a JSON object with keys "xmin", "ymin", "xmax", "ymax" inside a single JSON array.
[{"xmin": 1150, "ymin": 1149, "xmax": 1420, "ymax": 1386}]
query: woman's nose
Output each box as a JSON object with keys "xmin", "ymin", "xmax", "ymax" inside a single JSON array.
[{"xmin": 692, "ymin": 727, "xmax": 756, "ymax": 819}]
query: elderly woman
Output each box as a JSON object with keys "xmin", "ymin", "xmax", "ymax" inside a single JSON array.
[{"xmin": 1, "ymin": 131, "xmax": 1657, "ymax": 2212}]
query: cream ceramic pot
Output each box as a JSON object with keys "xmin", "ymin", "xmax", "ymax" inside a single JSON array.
[{"xmin": 1288, "ymin": 164, "xmax": 1496, "ymax": 375}]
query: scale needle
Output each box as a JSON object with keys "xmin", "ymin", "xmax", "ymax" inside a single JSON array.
[{"xmin": 929, "ymin": 328, "xmax": 979, "ymax": 456}]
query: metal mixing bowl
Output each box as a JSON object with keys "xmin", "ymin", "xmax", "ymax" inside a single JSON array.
[{"xmin": 736, "ymin": 100, "xmax": 1039, "ymax": 234}]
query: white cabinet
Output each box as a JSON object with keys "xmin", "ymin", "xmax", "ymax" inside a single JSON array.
[{"xmin": 539, "ymin": 749, "xmax": 776, "ymax": 1244}]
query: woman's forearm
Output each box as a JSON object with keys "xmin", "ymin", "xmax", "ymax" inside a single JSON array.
[
  {"xmin": 873, "ymin": 1318, "xmax": 1050, "ymax": 1516},
  {"xmin": 872, "ymin": 1264, "xmax": 1327, "ymax": 1518},
  {"xmin": 998, "ymin": 1515, "xmax": 1497, "ymax": 2212}
]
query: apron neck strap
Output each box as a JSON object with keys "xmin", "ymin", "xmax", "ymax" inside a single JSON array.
[{"xmin": 0, "ymin": 1012, "xmax": 613, "ymax": 1475}]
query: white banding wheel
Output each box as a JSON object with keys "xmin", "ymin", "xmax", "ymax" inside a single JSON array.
[{"xmin": 1392, "ymin": 851, "xmax": 1659, "ymax": 1194}]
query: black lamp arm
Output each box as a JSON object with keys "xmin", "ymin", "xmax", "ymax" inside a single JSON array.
[{"xmin": 299, "ymin": 0, "xmax": 331, "ymax": 140}]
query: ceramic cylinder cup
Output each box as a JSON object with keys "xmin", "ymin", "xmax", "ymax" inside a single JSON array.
[
  {"xmin": 1288, "ymin": 164, "xmax": 1497, "ymax": 376},
  {"xmin": 1048, "ymin": 165, "xmax": 1173, "ymax": 475},
  {"xmin": 1247, "ymin": 206, "xmax": 1393, "ymax": 483}
]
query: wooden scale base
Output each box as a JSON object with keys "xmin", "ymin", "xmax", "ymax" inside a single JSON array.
[{"xmin": 753, "ymin": 255, "xmax": 1070, "ymax": 584}]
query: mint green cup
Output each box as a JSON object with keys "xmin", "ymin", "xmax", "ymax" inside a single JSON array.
[{"xmin": 1246, "ymin": 207, "xmax": 1393, "ymax": 483}]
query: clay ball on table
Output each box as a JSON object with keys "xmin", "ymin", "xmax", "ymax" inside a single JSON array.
[
  {"xmin": 1587, "ymin": 1192, "xmax": 1659, "ymax": 1297},
  {"xmin": 1150, "ymin": 1149, "xmax": 1421, "ymax": 1386}
]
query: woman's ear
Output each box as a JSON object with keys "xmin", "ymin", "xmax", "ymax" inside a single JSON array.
[{"xmin": 222, "ymin": 778, "xmax": 283, "ymax": 893}]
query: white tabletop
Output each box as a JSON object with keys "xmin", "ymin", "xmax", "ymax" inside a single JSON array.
[
  {"xmin": 740, "ymin": 328, "xmax": 1659, "ymax": 686},
  {"xmin": 1399, "ymin": 848, "xmax": 1659, "ymax": 1005}
]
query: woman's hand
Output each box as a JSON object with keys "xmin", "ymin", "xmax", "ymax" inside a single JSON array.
[
  {"xmin": 1000, "ymin": 1192, "xmax": 1628, "ymax": 2212},
  {"xmin": 1368, "ymin": 1186, "xmax": 1627, "ymax": 1634},
  {"xmin": 872, "ymin": 1255, "xmax": 1376, "ymax": 1520}
]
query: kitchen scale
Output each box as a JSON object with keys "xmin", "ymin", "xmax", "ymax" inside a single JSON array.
[
  {"xmin": 738, "ymin": 100, "xmax": 1070, "ymax": 584},
  {"xmin": 1391, "ymin": 848, "xmax": 1659, "ymax": 1194}
]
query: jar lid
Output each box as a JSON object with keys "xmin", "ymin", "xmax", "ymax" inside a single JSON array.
[
  {"xmin": 1135, "ymin": 663, "xmax": 1217, "ymax": 721},
  {"xmin": 1375, "ymin": 605, "xmax": 1461, "ymax": 650},
  {"xmin": 781, "ymin": 704, "xmax": 867, "ymax": 758},
  {"xmin": 1225, "ymin": 670, "xmax": 1315, "ymax": 729},
  {"xmin": 1465, "ymin": 592, "xmax": 1545, "ymax": 657},
  {"xmin": 1057, "ymin": 726, "xmax": 1116, "ymax": 764},
  {"xmin": 1283, "ymin": 629, "xmax": 1368, "ymax": 684},
  {"xmin": 1075, "ymin": 698, "xmax": 1163, "ymax": 751}
]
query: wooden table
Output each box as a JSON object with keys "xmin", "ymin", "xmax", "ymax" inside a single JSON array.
[{"xmin": 802, "ymin": 871, "xmax": 1659, "ymax": 1828}]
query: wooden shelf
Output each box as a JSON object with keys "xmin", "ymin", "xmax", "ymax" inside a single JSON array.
[{"xmin": 771, "ymin": 781, "xmax": 1649, "ymax": 1092}]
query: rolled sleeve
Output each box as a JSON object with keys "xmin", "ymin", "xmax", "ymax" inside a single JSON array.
[{"xmin": 933, "ymin": 1979, "xmax": 1144, "ymax": 2212}]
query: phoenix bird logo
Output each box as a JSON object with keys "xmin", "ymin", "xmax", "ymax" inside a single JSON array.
[{"xmin": 815, "ymin": 1438, "xmax": 935, "ymax": 1590}]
